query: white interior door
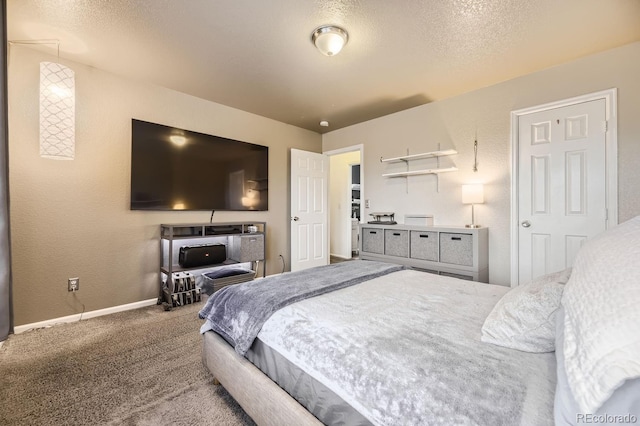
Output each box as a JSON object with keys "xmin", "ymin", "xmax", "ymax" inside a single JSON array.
[
  {"xmin": 517, "ymin": 99, "xmax": 607, "ymax": 284},
  {"xmin": 290, "ymin": 149, "xmax": 328, "ymax": 271}
]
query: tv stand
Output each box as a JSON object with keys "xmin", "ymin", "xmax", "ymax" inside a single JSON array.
[{"xmin": 159, "ymin": 221, "xmax": 266, "ymax": 308}]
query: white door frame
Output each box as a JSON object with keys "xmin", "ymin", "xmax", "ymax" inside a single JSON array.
[
  {"xmin": 510, "ymin": 89, "xmax": 618, "ymax": 286},
  {"xmin": 324, "ymin": 144, "xmax": 365, "ymax": 258}
]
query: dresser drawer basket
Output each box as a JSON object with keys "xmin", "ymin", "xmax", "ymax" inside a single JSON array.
[{"xmin": 439, "ymin": 233, "xmax": 473, "ymax": 266}]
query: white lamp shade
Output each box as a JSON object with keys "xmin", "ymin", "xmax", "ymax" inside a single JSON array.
[
  {"xmin": 312, "ymin": 26, "xmax": 348, "ymax": 56},
  {"xmin": 462, "ymin": 184, "xmax": 484, "ymax": 204},
  {"xmin": 40, "ymin": 62, "xmax": 75, "ymax": 160}
]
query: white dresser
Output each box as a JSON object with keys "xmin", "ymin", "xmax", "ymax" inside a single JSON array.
[{"xmin": 359, "ymin": 224, "xmax": 488, "ymax": 282}]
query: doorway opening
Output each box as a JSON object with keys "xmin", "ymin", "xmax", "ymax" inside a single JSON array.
[{"xmin": 325, "ymin": 145, "xmax": 364, "ymax": 263}]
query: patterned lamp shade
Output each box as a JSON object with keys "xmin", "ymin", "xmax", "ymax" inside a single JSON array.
[{"xmin": 40, "ymin": 62, "xmax": 75, "ymax": 160}]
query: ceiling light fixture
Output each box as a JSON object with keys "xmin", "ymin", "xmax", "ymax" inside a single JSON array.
[
  {"xmin": 319, "ymin": 120, "xmax": 329, "ymax": 127},
  {"xmin": 312, "ymin": 25, "xmax": 348, "ymax": 56}
]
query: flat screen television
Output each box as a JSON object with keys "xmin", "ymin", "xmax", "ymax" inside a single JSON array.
[{"xmin": 130, "ymin": 119, "xmax": 268, "ymax": 211}]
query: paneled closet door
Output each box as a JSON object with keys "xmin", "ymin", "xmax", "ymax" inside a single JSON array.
[{"xmin": 517, "ymin": 99, "xmax": 607, "ymax": 283}]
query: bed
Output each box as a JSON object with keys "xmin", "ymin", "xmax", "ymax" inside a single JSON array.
[{"xmin": 199, "ymin": 217, "xmax": 640, "ymax": 426}]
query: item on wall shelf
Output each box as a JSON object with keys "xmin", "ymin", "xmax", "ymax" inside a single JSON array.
[
  {"xmin": 368, "ymin": 212, "xmax": 397, "ymax": 225},
  {"xmin": 404, "ymin": 214, "xmax": 434, "ymax": 226},
  {"xmin": 462, "ymin": 184, "xmax": 484, "ymax": 228}
]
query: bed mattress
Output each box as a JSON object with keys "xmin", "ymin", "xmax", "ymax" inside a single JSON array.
[
  {"xmin": 246, "ymin": 337, "xmax": 372, "ymax": 425},
  {"xmin": 205, "ymin": 268, "xmax": 557, "ymax": 425}
]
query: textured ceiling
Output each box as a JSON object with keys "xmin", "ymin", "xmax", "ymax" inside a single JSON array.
[{"xmin": 7, "ymin": 0, "xmax": 640, "ymax": 133}]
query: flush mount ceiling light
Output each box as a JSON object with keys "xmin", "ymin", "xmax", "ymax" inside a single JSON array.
[{"xmin": 312, "ymin": 25, "xmax": 348, "ymax": 56}]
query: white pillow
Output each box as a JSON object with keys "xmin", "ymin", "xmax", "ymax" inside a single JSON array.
[
  {"xmin": 481, "ymin": 268, "xmax": 571, "ymax": 353},
  {"xmin": 562, "ymin": 216, "xmax": 640, "ymax": 414}
]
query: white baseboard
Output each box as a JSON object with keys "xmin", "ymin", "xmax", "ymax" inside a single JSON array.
[
  {"xmin": 13, "ymin": 298, "xmax": 158, "ymax": 335},
  {"xmin": 330, "ymin": 253, "xmax": 351, "ymax": 260}
]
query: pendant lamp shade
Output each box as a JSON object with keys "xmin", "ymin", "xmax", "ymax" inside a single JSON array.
[{"xmin": 40, "ymin": 62, "xmax": 75, "ymax": 160}]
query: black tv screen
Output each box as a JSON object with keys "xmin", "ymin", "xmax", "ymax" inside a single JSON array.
[{"xmin": 130, "ymin": 119, "xmax": 268, "ymax": 211}]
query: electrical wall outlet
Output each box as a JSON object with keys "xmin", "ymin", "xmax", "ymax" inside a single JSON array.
[
  {"xmin": 365, "ymin": 199, "xmax": 370, "ymax": 208},
  {"xmin": 68, "ymin": 277, "xmax": 79, "ymax": 292}
]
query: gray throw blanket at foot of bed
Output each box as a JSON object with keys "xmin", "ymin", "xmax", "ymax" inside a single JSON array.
[{"xmin": 199, "ymin": 260, "xmax": 405, "ymax": 355}]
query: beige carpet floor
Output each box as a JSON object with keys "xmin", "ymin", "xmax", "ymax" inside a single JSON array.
[{"xmin": 0, "ymin": 302, "xmax": 256, "ymax": 426}]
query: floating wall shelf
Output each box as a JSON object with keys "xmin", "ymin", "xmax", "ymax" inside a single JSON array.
[
  {"xmin": 380, "ymin": 149, "xmax": 457, "ymax": 163},
  {"xmin": 382, "ymin": 166, "xmax": 458, "ymax": 178},
  {"xmin": 380, "ymin": 147, "xmax": 458, "ymax": 192}
]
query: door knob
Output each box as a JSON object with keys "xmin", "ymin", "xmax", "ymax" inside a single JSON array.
[
  {"xmin": 291, "ymin": 216, "xmax": 300, "ymax": 221},
  {"xmin": 521, "ymin": 220, "xmax": 531, "ymax": 228}
]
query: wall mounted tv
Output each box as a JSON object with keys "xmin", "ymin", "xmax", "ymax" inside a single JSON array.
[{"xmin": 130, "ymin": 119, "xmax": 268, "ymax": 211}]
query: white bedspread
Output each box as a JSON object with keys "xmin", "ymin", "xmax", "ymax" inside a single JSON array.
[{"xmin": 257, "ymin": 269, "xmax": 556, "ymax": 426}]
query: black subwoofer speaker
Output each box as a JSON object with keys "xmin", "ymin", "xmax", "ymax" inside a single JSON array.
[{"xmin": 178, "ymin": 244, "xmax": 226, "ymax": 268}]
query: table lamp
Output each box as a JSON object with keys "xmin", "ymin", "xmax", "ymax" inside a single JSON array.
[{"xmin": 462, "ymin": 184, "xmax": 484, "ymax": 228}]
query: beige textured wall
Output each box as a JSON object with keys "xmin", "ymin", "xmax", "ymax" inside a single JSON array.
[
  {"xmin": 8, "ymin": 46, "xmax": 322, "ymax": 326},
  {"xmin": 323, "ymin": 41, "xmax": 640, "ymax": 286}
]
